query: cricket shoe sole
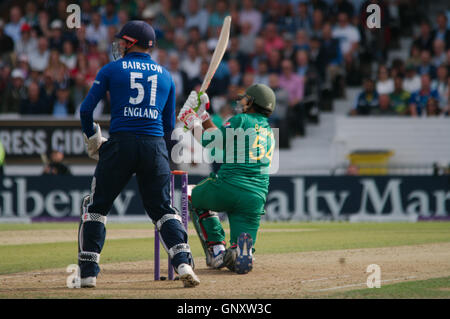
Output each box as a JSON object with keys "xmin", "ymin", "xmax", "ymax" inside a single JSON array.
[{"xmin": 235, "ymin": 233, "xmax": 253, "ymax": 274}]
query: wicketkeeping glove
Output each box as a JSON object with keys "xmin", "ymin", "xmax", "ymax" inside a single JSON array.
[{"xmin": 83, "ymin": 123, "xmax": 107, "ymax": 161}]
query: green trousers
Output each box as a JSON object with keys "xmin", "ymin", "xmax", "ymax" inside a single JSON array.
[{"xmin": 191, "ymin": 173, "xmax": 265, "ymax": 247}]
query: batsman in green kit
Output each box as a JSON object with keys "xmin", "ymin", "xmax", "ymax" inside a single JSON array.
[{"xmin": 178, "ymin": 84, "xmax": 276, "ymax": 274}]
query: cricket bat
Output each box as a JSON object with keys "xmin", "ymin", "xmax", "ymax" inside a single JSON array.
[
  {"xmin": 183, "ymin": 16, "xmax": 231, "ymax": 130},
  {"xmin": 196, "ymin": 15, "xmax": 231, "ymax": 106}
]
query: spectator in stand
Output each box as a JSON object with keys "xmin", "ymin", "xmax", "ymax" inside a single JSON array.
[
  {"xmin": 52, "ymin": 82, "xmax": 74, "ymax": 117},
  {"xmin": 309, "ymin": 0, "xmax": 329, "ymax": 13},
  {"xmin": 1, "ymin": 69, "xmax": 27, "ymax": 114},
  {"xmin": 406, "ymin": 44, "xmax": 422, "ymax": 69},
  {"xmin": 0, "ymin": 19, "xmax": 14, "ymax": 59},
  {"xmin": 20, "ymin": 81, "xmax": 49, "ymax": 115},
  {"xmin": 263, "ymin": 0, "xmax": 286, "ymax": 31},
  {"xmin": 417, "ymin": 50, "xmax": 437, "ymax": 79},
  {"xmin": 254, "ymin": 59, "xmax": 270, "ymax": 87},
  {"xmin": 431, "ymin": 39, "xmax": 447, "ymax": 68},
  {"xmin": 412, "ymin": 20, "xmax": 434, "ymax": 52},
  {"xmin": 37, "ymin": 10, "xmax": 50, "ymax": 38},
  {"xmin": 16, "ymin": 54, "xmax": 30, "ymax": 83},
  {"xmin": 29, "ymin": 36, "xmax": 50, "ymax": 72},
  {"xmin": 390, "ymin": 76, "xmax": 411, "ymax": 115},
  {"xmin": 372, "ymin": 94, "xmax": 396, "ymax": 116},
  {"xmin": 294, "ymin": 29, "xmax": 310, "ymax": 52},
  {"xmin": 295, "ymin": 49, "xmax": 316, "ymax": 81},
  {"xmin": 317, "ymin": 22, "xmax": 342, "ymax": 84},
  {"xmin": 60, "ymin": 40, "xmax": 77, "ymax": 72},
  {"xmin": 4, "ymin": 6, "xmax": 24, "ymax": 43},
  {"xmin": 41, "ymin": 70, "xmax": 57, "ymax": 107},
  {"xmin": 424, "ymin": 97, "xmax": 443, "ymax": 117},
  {"xmin": 168, "ymin": 53, "xmax": 185, "ymax": 102},
  {"xmin": 403, "ymin": 64, "xmax": 422, "ymax": 93},
  {"xmin": 0, "ymin": 63, "xmax": 11, "ymax": 101},
  {"xmin": 117, "ymin": 9, "xmax": 129, "ymax": 31},
  {"xmin": 350, "ymin": 78, "xmax": 379, "ymax": 115},
  {"xmin": 102, "ymin": 1, "xmax": 119, "ymax": 26},
  {"xmin": 197, "ymin": 40, "xmax": 210, "ymax": 61},
  {"xmin": 86, "ymin": 12, "xmax": 108, "ymax": 47},
  {"xmin": 70, "ymin": 73, "xmax": 88, "ymax": 113},
  {"xmin": 42, "ymin": 149, "xmax": 72, "ymax": 176},
  {"xmin": 181, "ymin": 43, "xmax": 201, "ymax": 83},
  {"xmin": 250, "ymin": 36, "xmax": 267, "ymax": 71},
  {"xmin": 185, "ymin": 0, "xmax": 209, "ymax": 36},
  {"xmin": 279, "ymin": 59, "xmax": 305, "ymax": 135},
  {"xmin": 239, "ymin": 0, "xmax": 263, "ymax": 35},
  {"xmin": 267, "ymin": 50, "xmax": 282, "ymax": 74},
  {"xmin": 293, "ymin": 2, "xmax": 313, "ymax": 33},
  {"xmin": 14, "ymin": 23, "xmax": 37, "ymax": 57},
  {"xmin": 332, "ymin": 12, "xmax": 360, "ymax": 74},
  {"xmin": 281, "ymin": 33, "xmax": 296, "ymax": 61},
  {"xmin": 432, "ymin": 13, "xmax": 450, "ymax": 50},
  {"xmin": 432, "ymin": 65, "xmax": 449, "ymax": 108},
  {"xmin": 376, "ymin": 65, "xmax": 394, "ymax": 95},
  {"xmin": 308, "ymin": 36, "xmax": 321, "ymax": 70},
  {"xmin": 268, "ymin": 73, "xmax": 290, "ymax": 148},
  {"xmin": 329, "ymin": 0, "xmax": 355, "ymax": 21},
  {"xmin": 209, "ymin": 0, "xmax": 229, "ymax": 30},
  {"xmin": 155, "ymin": 0, "xmax": 175, "ymax": 30},
  {"xmin": 241, "ymin": 71, "xmax": 255, "ymax": 89},
  {"xmin": 263, "ymin": 23, "xmax": 285, "ymax": 56},
  {"xmin": 238, "ymin": 22, "xmax": 257, "ymax": 56},
  {"xmin": 226, "ymin": 37, "xmax": 250, "ymax": 73},
  {"xmin": 46, "ymin": 50, "xmax": 68, "ymax": 84},
  {"xmin": 227, "ymin": 59, "xmax": 242, "ymax": 86},
  {"xmin": 48, "ymin": 20, "xmax": 64, "ymax": 52},
  {"xmin": 23, "ymin": 1, "xmax": 38, "ymax": 27},
  {"xmin": 444, "ymin": 77, "xmax": 450, "ymax": 115},
  {"xmin": 409, "ymin": 74, "xmax": 439, "ymax": 117},
  {"xmin": 310, "ymin": 9, "xmax": 324, "ymax": 39},
  {"xmin": 188, "ymin": 26, "xmax": 201, "ymax": 45}
]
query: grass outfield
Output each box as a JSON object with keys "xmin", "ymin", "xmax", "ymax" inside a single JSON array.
[
  {"xmin": 0, "ymin": 222, "xmax": 449, "ymax": 298},
  {"xmin": 332, "ymin": 276, "xmax": 450, "ymax": 298}
]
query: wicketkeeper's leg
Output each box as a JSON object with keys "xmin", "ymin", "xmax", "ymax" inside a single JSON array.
[{"xmin": 78, "ymin": 138, "xmax": 134, "ymax": 279}]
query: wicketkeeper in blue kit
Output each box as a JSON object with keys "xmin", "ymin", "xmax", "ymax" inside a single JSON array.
[{"xmin": 77, "ymin": 21, "xmax": 200, "ymax": 288}]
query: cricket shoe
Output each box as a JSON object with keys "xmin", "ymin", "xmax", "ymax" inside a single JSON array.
[
  {"xmin": 80, "ymin": 276, "xmax": 96, "ymax": 288},
  {"xmin": 208, "ymin": 244, "xmax": 226, "ymax": 269},
  {"xmin": 235, "ymin": 233, "xmax": 253, "ymax": 274},
  {"xmin": 177, "ymin": 263, "xmax": 200, "ymax": 288}
]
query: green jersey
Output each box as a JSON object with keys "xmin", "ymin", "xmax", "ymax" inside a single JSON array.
[{"xmin": 202, "ymin": 113, "xmax": 275, "ymax": 200}]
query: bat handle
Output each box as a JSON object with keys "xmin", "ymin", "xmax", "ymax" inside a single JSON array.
[{"xmin": 194, "ymin": 91, "xmax": 205, "ymax": 112}]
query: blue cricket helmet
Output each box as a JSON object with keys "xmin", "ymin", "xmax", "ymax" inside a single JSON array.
[{"xmin": 115, "ymin": 20, "xmax": 156, "ymax": 49}]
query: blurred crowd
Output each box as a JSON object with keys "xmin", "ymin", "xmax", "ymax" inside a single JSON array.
[
  {"xmin": 0, "ymin": 0, "xmax": 443, "ymax": 149},
  {"xmin": 352, "ymin": 13, "xmax": 450, "ymax": 117}
]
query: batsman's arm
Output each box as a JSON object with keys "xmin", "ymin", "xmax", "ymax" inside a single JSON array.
[{"xmin": 80, "ymin": 66, "xmax": 109, "ymax": 137}]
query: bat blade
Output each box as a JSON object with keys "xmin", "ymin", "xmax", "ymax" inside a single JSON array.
[
  {"xmin": 199, "ymin": 16, "xmax": 231, "ymax": 96},
  {"xmin": 183, "ymin": 16, "xmax": 231, "ymax": 130}
]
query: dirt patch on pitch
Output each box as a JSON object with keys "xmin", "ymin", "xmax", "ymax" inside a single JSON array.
[
  {"xmin": 0, "ymin": 228, "xmax": 315, "ymax": 245},
  {"xmin": 0, "ymin": 242, "xmax": 449, "ymax": 298}
]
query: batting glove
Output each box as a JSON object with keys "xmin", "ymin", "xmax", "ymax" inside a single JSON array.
[
  {"xmin": 196, "ymin": 92, "xmax": 210, "ymax": 123},
  {"xmin": 178, "ymin": 104, "xmax": 201, "ymax": 130},
  {"xmin": 83, "ymin": 123, "xmax": 107, "ymax": 161}
]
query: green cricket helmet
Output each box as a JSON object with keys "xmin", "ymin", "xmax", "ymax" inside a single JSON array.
[{"xmin": 238, "ymin": 84, "xmax": 276, "ymax": 115}]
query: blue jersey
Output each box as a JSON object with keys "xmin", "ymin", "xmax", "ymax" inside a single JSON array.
[{"xmin": 80, "ymin": 52, "xmax": 175, "ymax": 137}]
